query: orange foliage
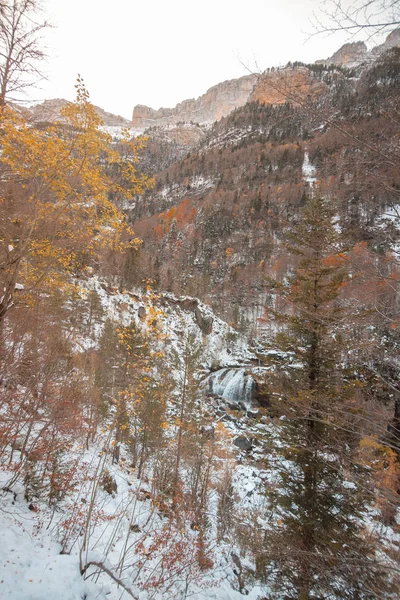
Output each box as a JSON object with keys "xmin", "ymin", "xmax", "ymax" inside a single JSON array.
[
  {"xmin": 321, "ymin": 253, "xmax": 348, "ymax": 268},
  {"xmin": 154, "ymin": 198, "xmax": 196, "ymax": 239}
]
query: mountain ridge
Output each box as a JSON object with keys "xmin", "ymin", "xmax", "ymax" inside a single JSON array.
[
  {"xmin": 19, "ymin": 98, "xmax": 132, "ymax": 127},
  {"xmin": 12, "ymin": 29, "xmax": 400, "ymax": 133},
  {"xmin": 132, "ymin": 74, "xmax": 258, "ymax": 129},
  {"xmin": 132, "ymin": 28, "xmax": 400, "ymax": 129}
]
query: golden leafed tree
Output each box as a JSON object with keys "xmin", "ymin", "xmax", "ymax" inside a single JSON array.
[{"xmin": 0, "ymin": 76, "xmax": 153, "ymax": 323}]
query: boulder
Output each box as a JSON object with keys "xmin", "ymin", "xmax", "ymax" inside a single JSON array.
[
  {"xmin": 195, "ymin": 307, "xmax": 213, "ymax": 334},
  {"xmin": 179, "ymin": 297, "xmax": 198, "ymax": 310},
  {"xmin": 247, "ymin": 408, "xmax": 260, "ymax": 419},
  {"xmin": 233, "ymin": 436, "xmax": 253, "ymax": 451}
]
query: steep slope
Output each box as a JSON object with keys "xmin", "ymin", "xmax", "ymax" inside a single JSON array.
[
  {"xmin": 125, "ymin": 49, "xmax": 399, "ymax": 332},
  {"xmin": 132, "ymin": 74, "xmax": 257, "ymax": 129},
  {"xmin": 250, "ymin": 65, "xmax": 329, "ymax": 105},
  {"xmin": 0, "ymin": 278, "xmax": 273, "ymax": 600},
  {"xmin": 138, "ymin": 122, "xmax": 207, "ymax": 174}
]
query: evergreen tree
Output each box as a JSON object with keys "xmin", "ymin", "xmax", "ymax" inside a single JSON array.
[
  {"xmin": 257, "ymin": 196, "xmax": 394, "ymax": 599},
  {"xmin": 171, "ymin": 332, "xmax": 203, "ymax": 508}
]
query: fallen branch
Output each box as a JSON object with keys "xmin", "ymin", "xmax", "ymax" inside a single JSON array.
[{"xmin": 81, "ymin": 561, "xmax": 138, "ymax": 599}]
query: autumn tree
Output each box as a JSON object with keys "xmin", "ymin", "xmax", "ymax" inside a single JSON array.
[
  {"xmin": 111, "ymin": 318, "xmax": 170, "ymax": 473},
  {"xmin": 0, "ymin": 78, "xmax": 152, "ymax": 503},
  {"xmin": 0, "ymin": 77, "xmax": 151, "ymax": 325},
  {"xmin": 0, "ymin": 290, "xmax": 88, "ymax": 498}
]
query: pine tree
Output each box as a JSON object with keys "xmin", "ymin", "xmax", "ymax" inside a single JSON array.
[
  {"xmin": 171, "ymin": 332, "xmax": 203, "ymax": 509},
  {"xmin": 257, "ymin": 196, "xmax": 395, "ymax": 599}
]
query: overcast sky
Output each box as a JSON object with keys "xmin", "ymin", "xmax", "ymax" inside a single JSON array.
[{"xmin": 32, "ymin": 0, "xmax": 380, "ymax": 118}]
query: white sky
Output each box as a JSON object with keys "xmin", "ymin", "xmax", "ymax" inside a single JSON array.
[{"xmin": 31, "ymin": 0, "xmax": 381, "ymax": 119}]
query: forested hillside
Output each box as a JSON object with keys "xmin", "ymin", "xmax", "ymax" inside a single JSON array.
[
  {"xmin": 130, "ymin": 50, "xmax": 400, "ymax": 332},
  {"xmin": 0, "ymin": 1, "xmax": 399, "ymax": 599}
]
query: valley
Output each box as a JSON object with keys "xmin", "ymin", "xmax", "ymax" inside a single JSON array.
[{"xmin": 1, "ymin": 14, "xmax": 400, "ymax": 600}]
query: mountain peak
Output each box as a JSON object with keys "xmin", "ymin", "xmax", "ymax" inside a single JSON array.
[
  {"xmin": 318, "ymin": 27, "xmax": 400, "ymax": 67},
  {"xmin": 317, "ymin": 40, "xmax": 368, "ymax": 68}
]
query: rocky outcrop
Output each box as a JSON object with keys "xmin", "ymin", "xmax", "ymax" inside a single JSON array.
[
  {"xmin": 233, "ymin": 436, "xmax": 253, "ymax": 451},
  {"xmin": 317, "ymin": 41, "xmax": 368, "ymax": 68},
  {"xmin": 372, "ymin": 27, "xmax": 400, "ymax": 56},
  {"xmin": 317, "ymin": 28, "xmax": 400, "ymax": 68},
  {"xmin": 250, "ymin": 66, "xmax": 328, "ymax": 106},
  {"xmin": 132, "ymin": 74, "xmax": 257, "ymax": 129},
  {"xmin": 26, "ymin": 98, "xmax": 69, "ymax": 123},
  {"xmin": 195, "ymin": 306, "xmax": 213, "ymax": 334},
  {"xmin": 23, "ymin": 98, "xmax": 131, "ymax": 126}
]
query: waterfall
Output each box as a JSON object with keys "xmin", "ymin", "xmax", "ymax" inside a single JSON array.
[
  {"xmin": 302, "ymin": 151, "xmax": 316, "ymax": 186},
  {"xmin": 207, "ymin": 368, "xmax": 255, "ymax": 409}
]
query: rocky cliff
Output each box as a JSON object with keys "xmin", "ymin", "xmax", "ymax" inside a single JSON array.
[
  {"xmin": 372, "ymin": 27, "xmax": 400, "ymax": 56},
  {"xmin": 250, "ymin": 66, "xmax": 328, "ymax": 106},
  {"xmin": 131, "ymin": 74, "xmax": 257, "ymax": 129},
  {"xmin": 24, "ymin": 98, "xmax": 131, "ymax": 127},
  {"xmin": 317, "ymin": 28, "xmax": 400, "ymax": 67},
  {"xmin": 132, "ymin": 30, "xmax": 400, "ymax": 131},
  {"xmin": 317, "ymin": 41, "xmax": 369, "ymax": 68}
]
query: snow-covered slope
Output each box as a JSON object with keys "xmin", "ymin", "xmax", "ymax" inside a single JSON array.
[{"xmin": 80, "ymin": 277, "xmax": 256, "ymax": 371}]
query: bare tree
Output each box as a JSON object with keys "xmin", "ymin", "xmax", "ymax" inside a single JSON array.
[
  {"xmin": 312, "ymin": 0, "xmax": 400, "ymax": 38},
  {"xmin": 0, "ymin": 0, "xmax": 50, "ymax": 106}
]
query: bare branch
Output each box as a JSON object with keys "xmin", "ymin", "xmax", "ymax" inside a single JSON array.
[
  {"xmin": 310, "ymin": 0, "xmax": 400, "ymax": 39},
  {"xmin": 0, "ymin": 0, "xmax": 52, "ymax": 106},
  {"xmin": 81, "ymin": 561, "xmax": 138, "ymax": 599}
]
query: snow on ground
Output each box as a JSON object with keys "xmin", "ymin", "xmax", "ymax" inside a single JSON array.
[
  {"xmin": 380, "ymin": 203, "xmax": 400, "ymax": 225},
  {"xmin": 0, "ymin": 437, "xmax": 271, "ymax": 600},
  {"xmin": 100, "ymin": 126, "xmax": 143, "ymax": 140},
  {"xmin": 0, "ymin": 279, "xmax": 270, "ymax": 599},
  {"xmin": 0, "ymin": 476, "xmax": 109, "ymax": 600},
  {"xmin": 156, "ymin": 174, "xmax": 216, "ymax": 203},
  {"xmin": 189, "ymin": 175, "xmax": 215, "ymax": 193},
  {"xmin": 3, "ymin": 280, "xmax": 398, "ymax": 599},
  {"xmin": 204, "ymin": 126, "xmax": 269, "ymax": 151},
  {"xmin": 79, "ymin": 277, "xmax": 256, "ymax": 371}
]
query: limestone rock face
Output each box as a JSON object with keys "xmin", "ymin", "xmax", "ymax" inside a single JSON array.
[
  {"xmin": 195, "ymin": 306, "xmax": 213, "ymax": 335},
  {"xmin": 233, "ymin": 436, "xmax": 252, "ymax": 451},
  {"xmin": 250, "ymin": 66, "xmax": 327, "ymax": 106},
  {"xmin": 132, "ymin": 74, "xmax": 257, "ymax": 129},
  {"xmin": 318, "ymin": 41, "xmax": 368, "ymax": 68},
  {"xmin": 372, "ymin": 27, "xmax": 400, "ymax": 56},
  {"xmin": 317, "ymin": 28, "xmax": 400, "ymax": 68},
  {"xmin": 27, "ymin": 98, "xmax": 70, "ymax": 123},
  {"xmin": 23, "ymin": 98, "xmax": 131, "ymax": 127}
]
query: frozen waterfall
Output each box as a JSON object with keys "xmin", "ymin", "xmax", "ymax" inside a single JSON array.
[
  {"xmin": 302, "ymin": 151, "xmax": 316, "ymax": 186},
  {"xmin": 206, "ymin": 368, "xmax": 255, "ymax": 409}
]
